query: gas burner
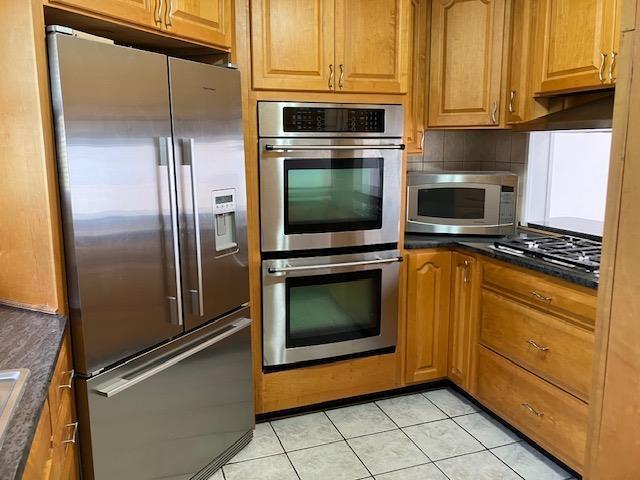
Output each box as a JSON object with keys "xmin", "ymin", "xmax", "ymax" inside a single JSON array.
[{"xmin": 494, "ymin": 234, "xmax": 601, "ymax": 273}]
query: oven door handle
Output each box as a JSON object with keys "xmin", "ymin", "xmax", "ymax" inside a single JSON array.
[
  {"xmin": 265, "ymin": 144, "xmax": 405, "ymax": 152},
  {"xmin": 267, "ymin": 256, "xmax": 403, "ymax": 274}
]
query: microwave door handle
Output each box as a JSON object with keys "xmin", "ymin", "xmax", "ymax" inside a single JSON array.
[
  {"xmin": 267, "ymin": 256, "xmax": 403, "ymax": 275},
  {"xmin": 95, "ymin": 318, "xmax": 252, "ymax": 398},
  {"xmin": 265, "ymin": 144, "xmax": 406, "ymax": 151}
]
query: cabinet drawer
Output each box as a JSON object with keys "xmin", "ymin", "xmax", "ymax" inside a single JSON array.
[
  {"xmin": 50, "ymin": 391, "xmax": 78, "ymax": 480},
  {"xmin": 477, "ymin": 346, "xmax": 587, "ymax": 473},
  {"xmin": 48, "ymin": 333, "xmax": 73, "ymax": 425},
  {"xmin": 482, "ymin": 260, "xmax": 597, "ymax": 323},
  {"xmin": 480, "ymin": 289, "xmax": 594, "ymax": 400}
]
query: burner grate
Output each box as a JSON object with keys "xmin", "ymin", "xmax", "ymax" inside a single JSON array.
[{"xmin": 494, "ymin": 234, "xmax": 601, "ymax": 273}]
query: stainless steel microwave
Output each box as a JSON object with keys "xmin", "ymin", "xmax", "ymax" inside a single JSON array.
[{"xmin": 406, "ymin": 172, "xmax": 518, "ymax": 235}]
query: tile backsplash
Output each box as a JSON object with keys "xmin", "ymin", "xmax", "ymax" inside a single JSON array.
[
  {"xmin": 408, "ymin": 130, "xmax": 529, "ymax": 179},
  {"xmin": 408, "ymin": 130, "xmax": 530, "ymax": 221}
]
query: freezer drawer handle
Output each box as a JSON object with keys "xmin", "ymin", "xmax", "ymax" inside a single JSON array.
[
  {"xmin": 267, "ymin": 256, "xmax": 403, "ymax": 275},
  {"xmin": 94, "ymin": 317, "xmax": 252, "ymax": 398},
  {"xmin": 265, "ymin": 144, "xmax": 405, "ymax": 152}
]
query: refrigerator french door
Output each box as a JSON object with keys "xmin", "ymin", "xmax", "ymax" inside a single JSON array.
[{"xmin": 48, "ymin": 29, "xmax": 252, "ymax": 480}]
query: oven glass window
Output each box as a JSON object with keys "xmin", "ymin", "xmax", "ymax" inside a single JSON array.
[
  {"xmin": 285, "ymin": 158, "xmax": 383, "ymax": 234},
  {"xmin": 417, "ymin": 188, "xmax": 486, "ymax": 219},
  {"xmin": 286, "ymin": 270, "xmax": 382, "ymax": 348}
]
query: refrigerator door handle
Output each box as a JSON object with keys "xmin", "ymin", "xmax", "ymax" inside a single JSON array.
[
  {"xmin": 182, "ymin": 138, "xmax": 205, "ymax": 318},
  {"xmin": 94, "ymin": 317, "xmax": 252, "ymax": 398},
  {"xmin": 159, "ymin": 137, "xmax": 183, "ymax": 326}
]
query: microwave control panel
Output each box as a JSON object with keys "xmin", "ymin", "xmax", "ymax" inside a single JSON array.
[
  {"xmin": 499, "ymin": 186, "xmax": 516, "ymax": 224},
  {"xmin": 283, "ymin": 107, "xmax": 385, "ymax": 133}
]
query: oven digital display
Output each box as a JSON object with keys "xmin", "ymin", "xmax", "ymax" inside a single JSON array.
[{"xmin": 283, "ymin": 107, "xmax": 385, "ymax": 133}]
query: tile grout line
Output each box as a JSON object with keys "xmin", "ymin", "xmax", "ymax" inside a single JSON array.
[
  {"xmin": 268, "ymin": 420, "xmax": 302, "ymax": 480},
  {"xmin": 443, "ymin": 414, "xmax": 526, "ymax": 480},
  {"xmin": 322, "ymin": 408, "xmax": 375, "ymax": 480}
]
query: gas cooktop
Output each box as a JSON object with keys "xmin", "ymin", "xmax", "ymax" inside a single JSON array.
[{"xmin": 493, "ymin": 234, "xmax": 601, "ymax": 273}]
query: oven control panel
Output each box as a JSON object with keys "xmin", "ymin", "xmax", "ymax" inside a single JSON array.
[{"xmin": 283, "ymin": 107, "xmax": 385, "ymax": 133}]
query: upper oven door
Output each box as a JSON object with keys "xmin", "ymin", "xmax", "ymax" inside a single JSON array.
[
  {"xmin": 407, "ymin": 183, "xmax": 503, "ymax": 232},
  {"xmin": 260, "ymin": 138, "xmax": 403, "ymax": 252}
]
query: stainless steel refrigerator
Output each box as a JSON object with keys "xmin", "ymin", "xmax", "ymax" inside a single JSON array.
[{"xmin": 47, "ymin": 28, "xmax": 254, "ymax": 480}]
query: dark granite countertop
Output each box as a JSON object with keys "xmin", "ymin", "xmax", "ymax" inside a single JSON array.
[
  {"xmin": 405, "ymin": 233, "xmax": 599, "ymax": 289},
  {"xmin": 0, "ymin": 305, "xmax": 67, "ymax": 480}
]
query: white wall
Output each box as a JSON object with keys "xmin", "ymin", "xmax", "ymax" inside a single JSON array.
[{"xmin": 525, "ymin": 130, "xmax": 612, "ymax": 224}]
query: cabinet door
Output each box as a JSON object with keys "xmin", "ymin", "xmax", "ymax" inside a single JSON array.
[
  {"xmin": 47, "ymin": 0, "xmax": 159, "ymax": 29},
  {"xmin": 405, "ymin": 0, "xmax": 428, "ymax": 153},
  {"xmin": 251, "ymin": 0, "xmax": 335, "ymax": 91},
  {"xmin": 405, "ymin": 251, "xmax": 451, "ymax": 384},
  {"xmin": 22, "ymin": 398, "xmax": 53, "ymax": 480},
  {"xmin": 334, "ymin": 0, "xmax": 409, "ymax": 93},
  {"xmin": 506, "ymin": 0, "xmax": 536, "ymax": 123},
  {"xmin": 537, "ymin": 0, "xmax": 615, "ymax": 93},
  {"xmin": 448, "ymin": 253, "xmax": 478, "ymax": 391},
  {"xmin": 163, "ymin": 0, "xmax": 232, "ymax": 48},
  {"xmin": 428, "ymin": 0, "xmax": 507, "ymax": 127}
]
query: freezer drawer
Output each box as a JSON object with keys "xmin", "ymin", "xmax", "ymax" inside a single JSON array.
[{"xmin": 77, "ymin": 308, "xmax": 254, "ymax": 480}]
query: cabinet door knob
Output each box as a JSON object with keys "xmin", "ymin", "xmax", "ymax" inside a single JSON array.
[
  {"xmin": 529, "ymin": 290, "xmax": 552, "ymax": 303},
  {"xmin": 462, "ymin": 259, "xmax": 471, "ymax": 284},
  {"xmin": 610, "ymin": 51, "xmax": 618, "ymax": 83},
  {"xmin": 155, "ymin": 0, "xmax": 164, "ymax": 25},
  {"xmin": 166, "ymin": 0, "xmax": 174, "ymax": 27},
  {"xmin": 63, "ymin": 422, "xmax": 79, "ymax": 444},
  {"xmin": 328, "ymin": 64, "xmax": 334, "ymax": 90},
  {"xmin": 599, "ymin": 52, "xmax": 608, "ymax": 82},
  {"xmin": 527, "ymin": 339, "xmax": 550, "ymax": 352},
  {"xmin": 508, "ymin": 90, "xmax": 516, "ymax": 114},
  {"xmin": 521, "ymin": 403, "xmax": 544, "ymax": 417},
  {"xmin": 58, "ymin": 369, "xmax": 75, "ymax": 389}
]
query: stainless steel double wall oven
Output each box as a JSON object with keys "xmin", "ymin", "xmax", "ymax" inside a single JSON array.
[{"xmin": 259, "ymin": 102, "xmax": 403, "ymax": 368}]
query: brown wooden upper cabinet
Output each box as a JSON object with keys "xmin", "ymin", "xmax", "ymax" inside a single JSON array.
[
  {"xmin": 46, "ymin": 0, "xmax": 233, "ymax": 49},
  {"xmin": 251, "ymin": 0, "xmax": 409, "ymax": 93},
  {"xmin": 428, "ymin": 0, "xmax": 508, "ymax": 127},
  {"xmin": 534, "ymin": 0, "xmax": 621, "ymax": 94},
  {"xmin": 405, "ymin": 0, "xmax": 428, "ymax": 153},
  {"xmin": 506, "ymin": 0, "xmax": 537, "ymax": 123},
  {"xmin": 161, "ymin": 0, "xmax": 232, "ymax": 48}
]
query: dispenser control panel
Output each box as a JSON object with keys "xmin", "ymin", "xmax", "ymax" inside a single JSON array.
[{"xmin": 212, "ymin": 189, "xmax": 239, "ymax": 255}]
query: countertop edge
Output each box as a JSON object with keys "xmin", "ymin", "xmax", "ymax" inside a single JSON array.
[
  {"xmin": 404, "ymin": 235, "xmax": 599, "ymax": 290},
  {"xmin": 0, "ymin": 305, "xmax": 68, "ymax": 480}
]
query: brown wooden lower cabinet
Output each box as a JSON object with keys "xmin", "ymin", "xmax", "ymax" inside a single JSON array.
[
  {"xmin": 405, "ymin": 251, "xmax": 452, "ymax": 384},
  {"xmin": 476, "ymin": 345, "xmax": 588, "ymax": 472},
  {"xmin": 23, "ymin": 331, "xmax": 80, "ymax": 480},
  {"xmin": 480, "ymin": 288, "xmax": 594, "ymax": 401},
  {"xmin": 448, "ymin": 252, "xmax": 478, "ymax": 391}
]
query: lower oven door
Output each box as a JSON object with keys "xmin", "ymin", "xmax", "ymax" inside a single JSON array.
[
  {"xmin": 259, "ymin": 138, "xmax": 403, "ymax": 252},
  {"xmin": 262, "ymin": 250, "xmax": 401, "ymax": 367}
]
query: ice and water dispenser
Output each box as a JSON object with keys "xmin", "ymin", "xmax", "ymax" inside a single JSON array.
[{"xmin": 212, "ymin": 189, "xmax": 239, "ymax": 255}]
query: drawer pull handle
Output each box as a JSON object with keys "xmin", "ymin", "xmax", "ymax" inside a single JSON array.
[
  {"xmin": 63, "ymin": 422, "xmax": 79, "ymax": 444},
  {"xmin": 58, "ymin": 369, "xmax": 74, "ymax": 389},
  {"xmin": 521, "ymin": 403, "xmax": 544, "ymax": 417},
  {"xmin": 527, "ymin": 339, "xmax": 550, "ymax": 352},
  {"xmin": 529, "ymin": 291, "xmax": 552, "ymax": 303}
]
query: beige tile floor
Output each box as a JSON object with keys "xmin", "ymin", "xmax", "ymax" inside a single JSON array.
[{"xmin": 212, "ymin": 388, "xmax": 578, "ymax": 480}]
